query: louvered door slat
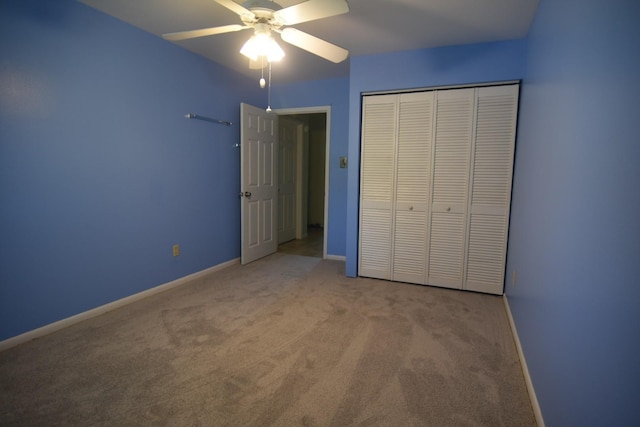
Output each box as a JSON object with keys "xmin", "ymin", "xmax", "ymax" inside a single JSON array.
[
  {"xmin": 465, "ymin": 85, "xmax": 519, "ymax": 294},
  {"xmin": 361, "ymin": 103, "xmax": 396, "ymax": 202},
  {"xmin": 428, "ymin": 212, "xmax": 465, "ymax": 287},
  {"xmin": 467, "ymin": 214, "xmax": 507, "ymax": 283},
  {"xmin": 432, "ymin": 91, "xmax": 473, "ymax": 205},
  {"xmin": 360, "ymin": 209, "xmax": 392, "ymax": 276},
  {"xmin": 359, "ymin": 95, "xmax": 397, "ymax": 280},
  {"xmin": 393, "ymin": 211, "xmax": 427, "ymax": 282}
]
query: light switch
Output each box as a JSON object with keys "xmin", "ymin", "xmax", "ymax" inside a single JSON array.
[{"xmin": 340, "ymin": 156, "xmax": 348, "ymax": 168}]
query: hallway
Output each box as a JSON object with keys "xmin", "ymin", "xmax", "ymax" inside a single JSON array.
[{"xmin": 278, "ymin": 227, "xmax": 323, "ymax": 258}]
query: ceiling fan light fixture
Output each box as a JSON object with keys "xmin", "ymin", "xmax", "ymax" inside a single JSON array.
[{"xmin": 240, "ymin": 25, "xmax": 284, "ymax": 62}]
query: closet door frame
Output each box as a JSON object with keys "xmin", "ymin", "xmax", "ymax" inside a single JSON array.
[{"xmin": 358, "ymin": 81, "xmax": 519, "ymax": 295}]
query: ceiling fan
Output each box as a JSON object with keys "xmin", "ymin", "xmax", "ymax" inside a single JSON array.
[{"xmin": 162, "ymin": 0, "xmax": 350, "ymax": 66}]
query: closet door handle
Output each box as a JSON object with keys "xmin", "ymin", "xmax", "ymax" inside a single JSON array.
[
  {"xmin": 446, "ymin": 207, "xmax": 451, "ymax": 212},
  {"xmin": 409, "ymin": 206, "xmax": 414, "ymax": 211}
]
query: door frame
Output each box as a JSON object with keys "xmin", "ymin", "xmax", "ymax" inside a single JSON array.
[{"xmin": 275, "ymin": 105, "xmax": 331, "ymax": 260}]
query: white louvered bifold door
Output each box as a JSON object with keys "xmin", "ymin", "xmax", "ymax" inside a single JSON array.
[
  {"xmin": 359, "ymin": 95, "xmax": 398, "ymax": 280},
  {"xmin": 427, "ymin": 88, "xmax": 475, "ymax": 289},
  {"xmin": 465, "ymin": 85, "xmax": 519, "ymax": 294},
  {"xmin": 392, "ymin": 92, "xmax": 434, "ymax": 284}
]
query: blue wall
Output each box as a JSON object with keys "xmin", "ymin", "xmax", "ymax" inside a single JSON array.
[
  {"xmin": 4, "ymin": 1, "xmax": 639, "ymax": 422},
  {"xmin": 271, "ymin": 77, "xmax": 350, "ymax": 257},
  {"xmin": 506, "ymin": 0, "xmax": 640, "ymax": 425},
  {"xmin": 345, "ymin": 40, "xmax": 527, "ymax": 276},
  {"xmin": 0, "ymin": 0, "xmax": 262, "ymax": 340}
]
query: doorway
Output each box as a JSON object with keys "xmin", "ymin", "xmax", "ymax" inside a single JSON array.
[{"xmin": 276, "ymin": 107, "xmax": 330, "ymax": 259}]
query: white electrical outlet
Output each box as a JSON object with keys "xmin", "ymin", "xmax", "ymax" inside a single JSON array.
[{"xmin": 511, "ymin": 270, "xmax": 517, "ymax": 285}]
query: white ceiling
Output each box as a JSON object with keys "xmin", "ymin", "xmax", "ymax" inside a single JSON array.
[{"xmin": 78, "ymin": 0, "xmax": 539, "ymax": 84}]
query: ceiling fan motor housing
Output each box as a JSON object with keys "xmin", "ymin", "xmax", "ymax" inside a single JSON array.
[
  {"xmin": 242, "ymin": 0, "xmax": 282, "ymax": 17},
  {"xmin": 241, "ymin": 0, "xmax": 286, "ymax": 28},
  {"xmin": 242, "ymin": 0, "xmax": 282, "ymax": 9}
]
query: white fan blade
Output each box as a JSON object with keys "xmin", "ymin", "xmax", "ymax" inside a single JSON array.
[
  {"xmin": 280, "ymin": 28, "xmax": 348, "ymax": 63},
  {"xmin": 215, "ymin": 0, "xmax": 256, "ymax": 20},
  {"xmin": 163, "ymin": 24, "xmax": 247, "ymax": 41},
  {"xmin": 274, "ymin": 0, "xmax": 348, "ymax": 25}
]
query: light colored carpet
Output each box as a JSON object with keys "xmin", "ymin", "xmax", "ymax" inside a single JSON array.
[{"xmin": 0, "ymin": 254, "xmax": 535, "ymax": 426}]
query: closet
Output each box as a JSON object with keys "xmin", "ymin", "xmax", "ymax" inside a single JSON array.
[{"xmin": 358, "ymin": 84, "xmax": 519, "ymax": 295}]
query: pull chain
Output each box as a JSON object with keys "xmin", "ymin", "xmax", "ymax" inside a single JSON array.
[
  {"xmin": 266, "ymin": 61, "xmax": 272, "ymax": 112},
  {"xmin": 259, "ymin": 56, "xmax": 266, "ymax": 88}
]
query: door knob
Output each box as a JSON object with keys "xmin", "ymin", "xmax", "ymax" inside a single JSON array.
[
  {"xmin": 409, "ymin": 206, "xmax": 414, "ymax": 211},
  {"xmin": 244, "ymin": 191, "xmax": 252, "ymax": 197},
  {"xmin": 446, "ymin": 207, "xmax": 451, "ymax": 212}
]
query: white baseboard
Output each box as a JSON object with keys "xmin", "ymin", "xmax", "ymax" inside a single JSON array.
[
  {"xmin": 324, "ymin": 254, "xmax": 346, "ymax": 261},
  {"xmin": 503, "ymin": 295, "xmax": 545, "ymax": 427},
  {"xmin": 0, "ymin": 258, "xmax": 240, "ymax": 352}
]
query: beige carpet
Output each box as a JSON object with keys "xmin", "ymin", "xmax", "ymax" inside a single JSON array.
[{"xmin": 0, "ymin": 254, "xmax": 535, "ymax": 426}]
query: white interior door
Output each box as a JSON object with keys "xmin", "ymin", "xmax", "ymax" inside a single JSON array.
[
  {"xmin": 464, "ymin": 85, "xmax": 519, "ymax": 294},
  {"xmin": 427, "ymin": 88, "xmax": 474, "ymax": 289},
  {"xmin": 392, "ymin": 91, "xmax": 435, "ymax": 284},
  {"xmin": 241, "ymin": 103, "xmax": 278, "ymax": 264},
  {"xmin": 358, "ymin": 94, "xmax": 398, "ymax": 280},
  {"xmin": 277, "ymin": 117, "xmax": 299, "ymax": 244}
]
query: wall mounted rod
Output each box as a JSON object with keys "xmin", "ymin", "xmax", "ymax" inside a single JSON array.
[{"xmin": 185, "ymin": 113, "xmax": 232, "ymax": 126}]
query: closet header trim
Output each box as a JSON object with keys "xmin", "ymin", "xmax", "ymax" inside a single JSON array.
[{"xmin": 362, "ymin": 80, "xmax": 521, "ymax": 97}]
